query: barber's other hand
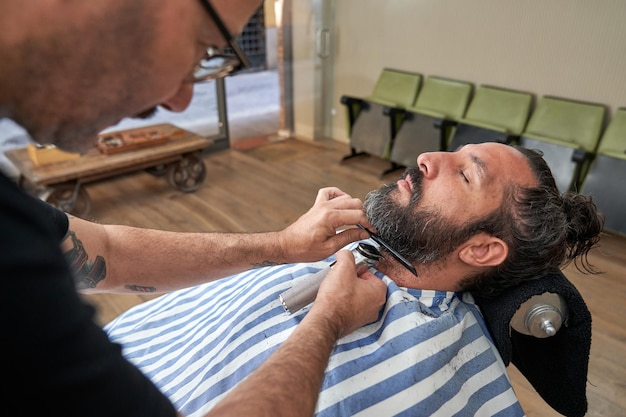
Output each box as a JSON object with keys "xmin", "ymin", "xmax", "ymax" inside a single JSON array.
[
  {"xmin": 278, "ymin": 187, "xmax": 372, "ymax": 263},
  {"xmin": 310, "ymin": 250, "xmax": 387, "ymax": 338}
]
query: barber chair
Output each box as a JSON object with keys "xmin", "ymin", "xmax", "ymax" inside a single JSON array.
[
  {"xmin": 475, "ymin": 271, "xmax": 591, "ymax": 417},
  {"xmin": 518, "ymin": 96, "xmax": 606, "ymax": 193},
  {"xmin": 579, "ymin": 107, "xmax": 626, "ymax": 235},
  {"xmin": 386, "ymin": 76, "xmax": 473, "ymax": 170},
  {"xmin": 446, "ymin": 85, "xmax": 533, "ymax": 151},
  {"xmin": 340, "ymin": 68, "xmax": 422, "ymax": 175}
]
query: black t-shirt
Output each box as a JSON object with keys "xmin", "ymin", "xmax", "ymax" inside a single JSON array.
[{"xmin": 0, "ymin": 172, "xmax": 177, "ymax": 417}]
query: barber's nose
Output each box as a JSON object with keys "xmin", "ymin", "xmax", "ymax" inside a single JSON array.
[{"xmin": 160, "ymin": 83, "xmax": 194, "ymax": 112}]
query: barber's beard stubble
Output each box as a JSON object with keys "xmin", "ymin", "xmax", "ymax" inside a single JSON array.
[
  {"xmin": 364, "ymin": 167, "xmax": 475, "ymax": 266},
  {"xmin": 134, "ymin": 106, "xmax": 159, "ymax": 120}
]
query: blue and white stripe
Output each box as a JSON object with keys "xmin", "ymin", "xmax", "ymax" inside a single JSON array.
[{"xmin": 105, "ymin": 242, "xmax": 525, "ymax": 417}]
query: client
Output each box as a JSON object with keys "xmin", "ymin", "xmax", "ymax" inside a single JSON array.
[{"xmin": 105, "ymin": 143, "xmax": 603, "ymax": 417}]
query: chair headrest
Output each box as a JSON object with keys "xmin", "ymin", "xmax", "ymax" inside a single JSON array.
[{"xmin": 474, "ymin": 271, "xmax": 591, "ymax": 417}]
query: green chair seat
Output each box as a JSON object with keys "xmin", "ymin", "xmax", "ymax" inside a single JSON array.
[
  {"xmin": 463, "ymin": 86, "xmax": 533, "ymax": 136},
  {"xmin": 340, "ymin": 68, "xmax": 422, "ymax": 169},
  {"xmin": 523, "ymin": 97, "xmax": 605, "ymax": 153},
  {"xmin": 404, "ymin": 107, "xmax": 447, "ymax": 120},
  {"xmin": 519, "ymin": 96, "xmax": 606, "ymax": 193},
  {"xmin": 521, "ymin": 133, "xmax": 582, "ymax": 150},
  {"xmin": 580, "ymin": 108, "xmax": 626, "ymax": 235},
  {"xmin": 596, "ymin": 107, "xmax": 626, "ymax": 156},
  {"xmin": 456, "ymin": 119, "xmax": 510, "ymax": 134},
  {"xmin": 447, "ymin": 86, "xmax": 533, "ymax": 150},
  {"xmin": 389, "ymin": 76, "xmax": 472, "ymax": 169},
  {"xmin": 369, "ymin": 69, "xmax": 422, "ymax": 108},
  {"xmin": 410, "ymin": 76, "xmax": 473, "ymax": 122}
]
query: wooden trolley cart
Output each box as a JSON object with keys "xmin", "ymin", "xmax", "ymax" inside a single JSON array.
[{"xmin": 4, "ymin": 124, "xmax": 214, "ymax": 217}]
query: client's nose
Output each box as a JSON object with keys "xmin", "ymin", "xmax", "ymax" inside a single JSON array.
[{"xmin": 417, "ymin": 153, "xmax": 435, "ymax": 178}]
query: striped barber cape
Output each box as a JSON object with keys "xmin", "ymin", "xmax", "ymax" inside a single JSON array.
[{"xmin": 105, "ymin": 241, "xmax": 525, "ymax": 417}]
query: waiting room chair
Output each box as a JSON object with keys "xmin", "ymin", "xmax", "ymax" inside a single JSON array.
[
  {"xmin": 518, "ymin": 96, "xmax": 606, "ymax": 193},
  {"xmin": 387, "ymin": 76, "xmax": 473, "ymax": 170},
  {"xmin": 340, "ymin": 69, "xmax": 422, "ymax": 165},
  {"xmin": 446, "ymin": 85, "xmax": 533, "ymax": 151},
  {"xmin": 579, "ymin": 107, "xmax": 626, "ymax": 235}
]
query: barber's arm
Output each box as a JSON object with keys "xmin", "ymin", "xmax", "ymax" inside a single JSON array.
[
  {"xmin": 201, "ymin": 250, "xmax": 388, "ymax": 417},
  {"xmin": 62, "ymin": 187, "xmax": 372, "ymax": 293}
]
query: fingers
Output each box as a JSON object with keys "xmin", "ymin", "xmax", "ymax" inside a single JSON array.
[
  {"xmin": 314, "ymin": 190, "xmax": 371, "ymax": 231},
  {"xmin": 314, "ymin": 188, "xmax": 369, "ymax": 218},
  {"xmin": 313, "ymin": 250, "xmax": 387, "ymax": 338},
  {"xmin": 335, "ymin": 248, "xmax": 354, "ymax": 263},
  {"xmin": 316, "ymin": 192, "xmax": 363, "ymax": 213},
  {"xmin": 331, "ymin": 228, "xmax": 371, "ymax": 250},
  {"xmin": 315, "ymin": 187, "xmax": 348, "ymax": 204},
  {"xmin": 279, "ymin": 188, "xmax": 373, "ymax": 263}
]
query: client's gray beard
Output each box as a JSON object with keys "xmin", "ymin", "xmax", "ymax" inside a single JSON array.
[{"xmin": 364, "ymin": 167, "xmax": 475, "ymax": 265}]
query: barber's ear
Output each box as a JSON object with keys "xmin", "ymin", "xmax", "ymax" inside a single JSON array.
[{"xmin": 458, "ymin": 233, "xmax": 508, "ymax": 268}]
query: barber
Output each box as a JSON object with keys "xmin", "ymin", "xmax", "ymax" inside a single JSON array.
[{"xmin": 0, "ymin": 1, "xmax": 387, "ymax": 416}]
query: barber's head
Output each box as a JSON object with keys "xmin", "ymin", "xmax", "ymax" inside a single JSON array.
[
  {"xmin": 364, "ymin": 142, "xmax": 603, "ymax": 297},
  {"xmin": 4, "ymin": 0, "xmax": 262, "ymax": 152}
]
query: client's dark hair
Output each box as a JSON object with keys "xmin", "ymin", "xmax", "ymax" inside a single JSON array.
[{"xmin": 464, "ymin": 146, "xmax": 604, "ymax": 298}]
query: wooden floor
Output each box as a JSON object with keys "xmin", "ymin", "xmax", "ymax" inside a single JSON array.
[{"xmin": 80, "ymin": 137, "xmax": 625, "ymax": 417}]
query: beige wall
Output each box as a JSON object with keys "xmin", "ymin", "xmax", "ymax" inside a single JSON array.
[{"xmin": 291, "ymin": 0, "xmax": 626, "ymax": 142}]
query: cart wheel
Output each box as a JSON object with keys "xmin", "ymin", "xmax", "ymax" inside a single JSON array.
[
  {"xmin": 167, "ymin": 154, "xmax": 206, "ymax": 192},
  {"xmin": 39, "ymin": 184, "xmax": 91, "ymax": 217},
  {"xmin": 145, "ymin": 164, "xmax": 167, "ymax": 177}
]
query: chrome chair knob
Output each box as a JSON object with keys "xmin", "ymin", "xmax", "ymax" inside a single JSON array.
[{"xmin": 510, "ymin": 292, "xmax": 569, "ymax": 338}]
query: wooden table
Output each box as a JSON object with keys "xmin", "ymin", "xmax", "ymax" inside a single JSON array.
[{"xmin": 5, "ymin": 124, "xmax": 214, "ymax": 217}]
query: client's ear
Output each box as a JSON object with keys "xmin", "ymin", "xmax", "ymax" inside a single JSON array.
[{"xmin": 458, "ymin": 233, "xmax": 508, "ymax": 268}]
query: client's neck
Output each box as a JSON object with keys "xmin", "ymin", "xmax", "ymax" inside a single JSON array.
[{"xmin": 376, "ymin": 255, "xmax": 466, "ymax": 292}]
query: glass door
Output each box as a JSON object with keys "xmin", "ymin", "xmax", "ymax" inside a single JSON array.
[
  {"xmin": 281, "ymin": 0, "xmax": 336, "ymax": 141},
  {"xmin": 313, "ymin": 0, "xmax": 336, "ymax": 139}
]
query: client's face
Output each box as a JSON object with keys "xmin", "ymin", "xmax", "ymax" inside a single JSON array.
[
  {"xmin": 364, "ymin": 143, "xmax": 537, "ymax": 266},
  {"xmin": 364, "ymin": 167, "xmax": 474, "ymax": 264}
]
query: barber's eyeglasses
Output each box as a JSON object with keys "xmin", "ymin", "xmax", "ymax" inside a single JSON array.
[
  {"xmin": 193, "ymin": 47, "xmax": 241, "ymax": 82},
  {"xmin": 193, "ymin": 0, "xmax": 251, "ymax": 83}
]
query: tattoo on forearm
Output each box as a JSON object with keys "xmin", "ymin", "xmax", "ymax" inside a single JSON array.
[
  {"xmin": 125, "ymin": 284, "xmax": 157, "ymax": 293},
  {"xmin": 252, "ymin": 261, "xmax": 280, "ymax": 269},
  {"xmin": 62, "ymin": 231, "xmax": 107, "ymax": 289}
]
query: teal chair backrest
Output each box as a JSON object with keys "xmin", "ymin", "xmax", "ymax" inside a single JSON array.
[
  {"xmin": 463, "ymin": 86, "xmax": 533, "ymax": 135},
  {"xmin": 523, "ymin": 97, "xmax": 605, "ymax": 153},
  {"xmin": 597, "ymin": 108, "xmax": 626, "ymax": 159},
  {"xmin": 410, "ymin": 76, "xmax": 472, "ymax": 121},
  {"xmin": 367, "ymin": 68, "xmax": 422, "ymax": 108}
]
